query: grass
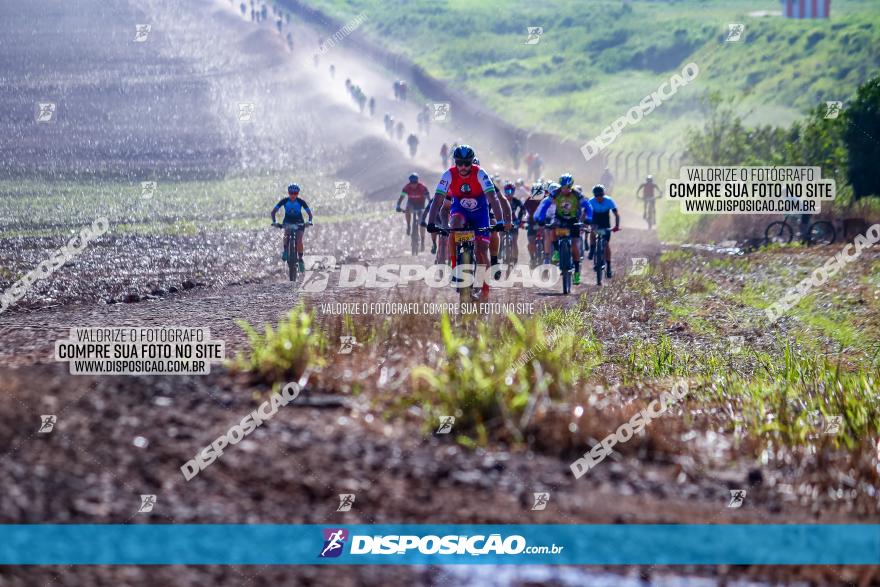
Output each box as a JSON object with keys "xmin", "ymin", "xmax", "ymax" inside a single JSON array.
[
  {"xmin": 0, "ymin": 174, "xmax": 374, "ymax": 238},
  {"xmin": 234, "ymin": 304, "xmax": 328, "ymax": 382},
  {"xmin": 404, "ymin": 311, "xmax": 601, "ymax": 445},
  {"xmin": 296, "ymin": 0, "xmax": 880, "ymax": 153}
]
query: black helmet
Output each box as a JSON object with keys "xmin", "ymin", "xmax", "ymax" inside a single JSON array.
[
  {"xmin": 452, "ymin": 144, "xmax": 475, "ymax": 165},
  {"xmin": 592, "ymin": 184, "xmax": 605, "ymax": 197},
  {"xmin": 408, "ymin": 173, "xmax": 419, "ymax": 182}
]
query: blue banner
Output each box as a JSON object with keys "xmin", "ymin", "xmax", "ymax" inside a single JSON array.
[{"xmin": 0, "ymin": 525, "xmax": 877, "ymax": 565}]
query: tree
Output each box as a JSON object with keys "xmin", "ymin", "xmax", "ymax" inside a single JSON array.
[{"xmin": 843, "ymin": 76, "xmax": 880, "ymax": 199}]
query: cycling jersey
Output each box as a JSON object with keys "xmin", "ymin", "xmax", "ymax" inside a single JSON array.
[
  {"xmin": 401, "ymin": 182, "xmax": 429, "ymax": 208},
  {"xmin": 535, "ymin": 191, "xmax": 580, "ymax": 224},
  {"xmin": 638, "ymin": 182, "xmax": 659, "ymax": 199},
  {"xmin": 589, "ymin": 196, "xmax": 617, "ymax": 229},
  {"xmin": 435, "ymin": 165, "xmax": 495, "ymax": 238},
  {"xmin": 273, "ymin": 197, "xmax": 312, "ymax": 225}
]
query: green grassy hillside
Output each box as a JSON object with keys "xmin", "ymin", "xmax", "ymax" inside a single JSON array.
[{"xmin": 301, "ymin": 0, "xmax": 880, "ymax": 152}]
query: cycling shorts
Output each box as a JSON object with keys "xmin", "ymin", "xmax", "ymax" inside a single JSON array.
[
  {"xmin": 450, "ymin": 196, "xmax": 490, "ymax": 241},
  {"xmin": 590, "ymin": 224, "xmax": 612, "ymax": 242},
  {"xmin": 406, "ymin": 199, "xmax": 426, "ymax": 212}
]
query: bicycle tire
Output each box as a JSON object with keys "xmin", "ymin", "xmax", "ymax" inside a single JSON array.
[
  {"xmin": 765, "ymin": 221, "xmax": 793, "ymax": 244},
  {"xmin": 594, "ymin": 239, "xmax": 605, "ymax": 286},
  {"xmin": 287, "ymin": 230, "xmax": 298, "ymax": 281},
  {"xmin": 808, "ymin": 221, "xmax": 836, "ymax": 245},
  {"xmin": 458, "ymin": 244, "xmax": 473, "ymax": 303},
  {"xmin": 411, "ymin": 222, "xmax": 419, "ymax": 256},
  {"xmin": 559, "ymin": 238, "xmax": 572, "ymax": 294}
]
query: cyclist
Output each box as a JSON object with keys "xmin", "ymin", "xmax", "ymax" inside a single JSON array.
[
  {"xmin": 514, "ymin": 178, "xmax": 529, "ymax": 201},
  {"xmin": 487, "ymin": 173, "xmax": 512, "ymax": 273},
  {"xmin": 406, "ymin": 133, "xmax": 419, "ymax": 158},
  {"xmin": 600, "ymin": 166, "xmax": 615, "ymax": 194},
  {"xmin": 426, "ymin": 145, "xmax": 509, "ymax": 299},
  {"xmin": 396, "ymin": 173, "xmax": 429, "ymax": 250},
  {"xmin": 271, "ymin": 183, "xmax": 313, "ymax": 272},
  {"xmin": 636, "ymin": 175, "xmax": 661, "ymax": 221},
  {"xmin": 500, "ymin": 181, "xmax": 523, "ymax": 265},
  {"xmin": 440, "ymin": 143, "xmax": 449, "ymax": 167},
  {"xmin": 587, "ymin": 184, "xmax": 620, "ymax": 278},
  {"xmin": 368, "ymin": 97, "xmax": 375, "ymax": 117},
  {"xmin": 518, "ymin": 182, "xmax": 546, "ymax": 268},
  {"xmin": 384, "ymin": 114, "xmax": 394, "ymax": 137},
  {"xmin": 535, "ymin": 173, "xmax": 585, "ymax": 284},
  {"xmin": 395, "ymin": 121, "xmax": 405, "ymax": 141}
]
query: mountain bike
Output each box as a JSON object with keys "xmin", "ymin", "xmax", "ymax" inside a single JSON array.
[
  {"xmin": 548, "ymin": 221, "xmax": 582, "ymax": 294},
  {"xmin": 764, "ymin": 215, "xmax": 835, "ymax": 245},
  {"xmin": 643, "ymin": 197, "xmax": 656, "ymax": 230},
  {"xmin": 498, "ymin": 222, "xmax": 518, "ymax": 276},
  {"xmin": 273, "ymin": 222, "xmax": 309, "ymax": 281},
  {"xmin": 591, "ymin": 227, "xmax": 612, "ymax": 286},
  {"xmin": 438, "ymin": 225, "xmax": 498, "ymax": 302}
]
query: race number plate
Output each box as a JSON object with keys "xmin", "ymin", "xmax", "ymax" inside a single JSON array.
[
  {"xmin": 555, "ymin": 228, "xmax": 570, "ymax": 237},
  {"xmin": 454, "ymin": 231, "xmax": 475, "ymax": 243}
]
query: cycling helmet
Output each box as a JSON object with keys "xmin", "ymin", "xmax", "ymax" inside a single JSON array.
[
  {"xmin": 503, "ymin": 182, "xmax": 516, "ymax": 196},
  {"xmin": 452, "ymin": 144, "xmax": 475, "ymax": 164},
  {"xmin": 530, "ymin": 183, "xmax": 544, "ymax": 197},
  {"xmin": 573, "ymin": 184, "xmax": 584, "ymax": 197},
  {"xmin": 548, "ymin": 182, "xmax": 561, "ymax": 195},
  {"xmin": 287, "ymin": 183, "xmax": 300, "ymax": 193},
  {"xmin": 592, "ymin": 184, "xmax": 606, "ymax": 197},
  {"xmin": 559, "ymin": 173, "xmax": 574, "ymax": 187},
  {"xmin": 408, "ymin": 173, "xmax": 419, "ymax": 182},
  {"xmin": 472, "ymin": 157, "xmax": 480, "ymax": 166},
  {"xmin": 646, "ymin": 175, "xmax": 654, "ymax": 181},
  {"xmin": 516, "ymin": 178, "xmax": 524, "ymax": 186}
]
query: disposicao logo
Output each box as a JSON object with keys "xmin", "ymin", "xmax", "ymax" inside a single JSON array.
[{"xmin": 319, "ymin": 528, "xmax": 348, "ymax": 558}]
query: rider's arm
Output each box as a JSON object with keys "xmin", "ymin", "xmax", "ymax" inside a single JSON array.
[
  {"xmin": 534, "ymin": 197, "xmax": 551, "ymax": 224},
  {"xmin": 300, "ymin": 199, "xmax": 313, "ymax": 222},
  {"xmin": 478, "ymin": 169, "xmax": 505, "ymax": 224},
  {"xmin": 427, "ymin": 171, "xmax": 452, "ymax": 225},
  {"xmin": 581, "ymin": 199, "xmax": 593, "ymax": 224},
  {"xmin": 271, "ymin": 198, "xmax": 285, "ymax": 223},
  {"xmin": 612, "ymin": 206, "xmax": 620, "ymax": 230},
  {"xmin": 636, "ymin": 184, "xmax": 644, "ymax": 200},
  {"xmin": 396, "ymin": 190, "xmax": 406, "ymax": 209}
]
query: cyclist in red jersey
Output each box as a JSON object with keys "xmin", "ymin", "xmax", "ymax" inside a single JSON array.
[
  {"xmin": 396, "ymin": 173, "xmax": 430, "ymax": 250},
  {"xmin": 426, "ymin": 145, "xmax": 509, "ymax": 299}
]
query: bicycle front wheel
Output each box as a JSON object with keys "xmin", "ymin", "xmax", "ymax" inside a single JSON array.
[{"xmin": 765, "ymin": 221, "xmax": 793, "ymax": 245}]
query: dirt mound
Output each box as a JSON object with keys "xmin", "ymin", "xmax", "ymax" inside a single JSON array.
[{"xmin": 333, "ymin": 136, "xmax": 438, "ymax": 202}]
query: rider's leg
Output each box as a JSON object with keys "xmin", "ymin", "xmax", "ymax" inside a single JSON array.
[
  {"xmin": 405, "ymin": 210, "xmax": 412, "ymax": 235},
  {"xmin": 295, "ymin": 228, "xmax": 305, "ymax": 259},
  {"xmin": 543, "ymin": 230, "xmax": 554, "ymax": 264},
  {"xmin": 605, "ymin": 240, "xmax": 612, "ymax": 274},
  {"xmin": 588, "ymin": 231, "xmax": 596, "ymax": 260},
  {"xmin": 572, "ymin": 237, "xmax": 581, "ymax": 272},
  {"xmin": 511, "ymin": 230, "xmax": 519, "ymax": 263}
]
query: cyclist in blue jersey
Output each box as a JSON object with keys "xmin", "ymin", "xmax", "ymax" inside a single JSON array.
[
  {"xmin": 587, "ymin": 184, "xmax": 620, "ymax": 278},
  {"xmin": 271, "ymin": 183, "xmax": 314, "ymax": 271}
]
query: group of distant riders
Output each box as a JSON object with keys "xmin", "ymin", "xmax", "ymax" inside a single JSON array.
[
  {"xmin": 395, "ymin": 145, "xmax": 621, "ymax": 297},
  {"xmin": 272, "ymin": 144, "xmax": 643, "ymax": 297}
]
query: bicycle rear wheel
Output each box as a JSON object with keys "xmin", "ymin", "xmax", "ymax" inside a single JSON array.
[
  {"xmin": 765, "ymin": 221, "xmax": 793, "ymax": 244},
  {"xmin": 808, "ymin": 221, "xmax": 836, "ymax": 245}
]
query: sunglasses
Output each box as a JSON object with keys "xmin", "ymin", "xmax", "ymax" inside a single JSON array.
[{"xmin": 454, "ymin": 161, "xmax": 473, "ymax": 168}]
